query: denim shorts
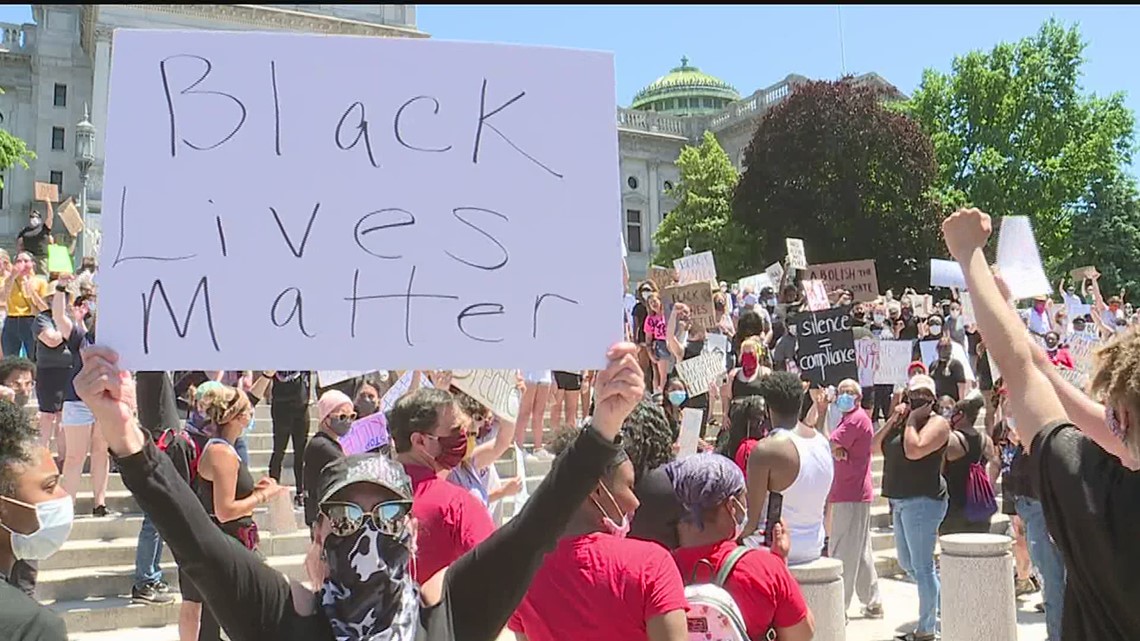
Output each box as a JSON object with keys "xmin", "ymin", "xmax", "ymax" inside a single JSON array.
[{"xmin": 61, "ymin": 400, "xmax": 96, "ymax": 427}]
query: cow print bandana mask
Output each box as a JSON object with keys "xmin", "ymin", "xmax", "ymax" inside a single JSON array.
[{"xmin": 321, "ymin": 519, "xmax": 420, "ymax": 641}]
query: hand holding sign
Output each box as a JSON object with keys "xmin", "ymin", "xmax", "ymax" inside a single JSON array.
[{"xmin": 592, "ymin": 342, "xmax": 644, "ymax": 441}]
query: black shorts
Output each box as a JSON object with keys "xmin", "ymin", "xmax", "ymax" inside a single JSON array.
[
  {"xmin": 35, "ymin": 367, "xmax": 70, "ymax": 413},
  {"xmin": 553, "ymin": 371, "xmax": 583, "ymax": 391}
]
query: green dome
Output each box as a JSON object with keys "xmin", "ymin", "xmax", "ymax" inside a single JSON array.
[{"xmin": 630, "ymin": 56, "xmax": 741, "ymax": 116}]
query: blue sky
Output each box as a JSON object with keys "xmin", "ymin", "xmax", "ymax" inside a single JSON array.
[{"xmin": 2, "ymin": 5, "xmax": 1138, "ymax": 170}]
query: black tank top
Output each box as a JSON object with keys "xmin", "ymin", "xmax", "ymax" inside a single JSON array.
[
  {"xmin": 731, "ymin": 372, "xmax": 766, "ymax": 399},
  {"xmin": 945, "ymin": 427, "xmax": 983, "ymax": 511},
  {"xmin": 197, "ymin": 438, "xmax": 256, "ymax": 530},
  {"xmin": 881, "ymin": 421, "xmax": 948, "ymax": 500}
]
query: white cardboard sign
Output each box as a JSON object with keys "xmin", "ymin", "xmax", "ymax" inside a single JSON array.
[
  {"xmin": 675, "ymin": 351, "xmax": 726, "ymax": 397},
  {"xmin": 786, "ymin": 238, "xmax": 807, "ymax": 270},
  {"xmin": 676, "ymin": 408, "xmax": 704, "ymax": 459},
  {"xmin": 673, "ymin": 251, "xmax": 717, "ymax": 285},
  {"xmin": 995, "ymin": 216, "xmax": 1052, "ymax": 300},
  {"xmin": 874, "ymin": 339, "xmax": 914, "ymax": 386},
  {"xmin": 98, "ymin": 30, "xmax": 622, "ymax": 370},
  {"xmin": 451, "ymin": 369, "xmax": 521, "ymax": 422},
  {"xmin": 765, "ymin": 261, "xmax": 785, "ymax": 286},
  {"xmin": 930, "ymin": 259, "xmax": 967, "ymax": 290}
]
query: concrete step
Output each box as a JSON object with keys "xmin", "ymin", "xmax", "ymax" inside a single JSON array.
[
  {"xmin": 37, "ymin": 553, "xmax": 307, "ymax": 603},
  {"xmin": 53, "ymin": 598, "xmax": 184, "ymax": 639}
]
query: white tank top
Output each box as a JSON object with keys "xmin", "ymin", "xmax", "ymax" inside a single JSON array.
[{"xmin": 778, "ymin": 428, "xmax": 835, "ymax": 565}]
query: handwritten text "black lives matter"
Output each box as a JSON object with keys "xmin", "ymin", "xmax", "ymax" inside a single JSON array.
[{"xmin": 117, "ymin": 54, "xmax": 579, "ymax": 355}]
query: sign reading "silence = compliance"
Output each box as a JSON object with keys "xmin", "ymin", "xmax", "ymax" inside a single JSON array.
[
  {"xmin": 98, "ymin": 30, "xmax": 622, "ymax": 370},
  {"xmin": 793, "ymin": 306, "xmax": 858, "ymax": 387}
]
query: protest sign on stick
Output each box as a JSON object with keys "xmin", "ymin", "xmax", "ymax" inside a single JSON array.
[
  {"xmin": 786, "ymin": 238, "xmax": 807, "ymax": 270},
  {"xmin": 803, "ymin": 259, "xmax": 879, "ymax": 302},
  {"xmin": 791, "ymin": 306, "xmax": 857, "ymax": 386},
  {"xmin": 673, "ymin": 251, "xmax": 717, "ymax": 285},
  {"xmin": 97, "ymin": 30, "xmax": 622, "ymax": 370}
]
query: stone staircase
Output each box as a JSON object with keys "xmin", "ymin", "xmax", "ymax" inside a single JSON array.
[{"xmin": 54, "ymin": 404, "xmax": 1006, "ymax": 639}]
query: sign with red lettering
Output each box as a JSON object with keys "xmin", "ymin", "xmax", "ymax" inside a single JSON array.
[
  {"xmin": 803, "ymin": 260, "xmax": 879, "ymax": 302},
  {"xmin": 97, "ymin": 30, "xmax": 622, "ymax": 370},
  {"xmin": 791, "ymin": 306, "xmax": 858, "ymax": 387}
]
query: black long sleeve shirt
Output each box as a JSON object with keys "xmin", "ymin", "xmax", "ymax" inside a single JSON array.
[{"xmin": 117, "ymin": 422, "xmax": 623, "ymax": 641}]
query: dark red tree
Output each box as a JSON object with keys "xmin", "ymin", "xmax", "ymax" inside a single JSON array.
[{"xmin": 733, "ymin": 77, "xmax": 944, "ymax": 291}]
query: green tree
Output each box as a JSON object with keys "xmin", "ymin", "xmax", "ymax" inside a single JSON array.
[
  {"xmin": 733, "ymin": 77, "xmax": 943, "ymax": 291},
  {"xmin": 903, "ymin": 19, "xmax": 1135, "ymax": 265},
  {"xmin": 653, "ymin": 131, "xmax": 753, "ymax": 280},
  {"xmin": 0, "ymin": 89, "xmax": 33, "ymax": 188},
  {"xmin": 1066, "ymin": 176, "xmax": 1140, "ymax": 297}
]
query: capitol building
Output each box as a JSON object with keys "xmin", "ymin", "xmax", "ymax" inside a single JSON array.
[{"xmin": 0, "ymin": 4, "xmax": 897, "ymax": 280}]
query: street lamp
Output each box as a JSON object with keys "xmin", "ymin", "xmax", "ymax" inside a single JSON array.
[
  {"xmin": 74, "ymin": 104, "xmax": 96, "ymax": 258},
  {"xmin": 682, "ymin": 241, "xmax": 694, "ymax": 257}
]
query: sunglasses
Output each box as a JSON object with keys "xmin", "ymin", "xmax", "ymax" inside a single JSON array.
[
  {"xmin": 331, "ymin": 412, "xmax": 357, "ymax": 422},
  {"xmin": 321, "ymin": 500, "xmax": 413, "ymax": 539}
]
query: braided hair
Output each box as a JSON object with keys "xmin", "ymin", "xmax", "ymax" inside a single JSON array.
[{"xmin": 620, "ymin": 399, "xmax": 676, "ymax": 484}]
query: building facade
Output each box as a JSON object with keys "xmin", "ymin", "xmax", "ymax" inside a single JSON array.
[{"xmin": 0, "ymin": 6, "xmax": 898, "ymax": 281}]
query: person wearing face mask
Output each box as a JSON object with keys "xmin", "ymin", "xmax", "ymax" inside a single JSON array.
[
  {"xmin": 928, "ymin": 335, "xmax": 968, "ymax": 401},
  {"xmin": 387, "ymin": 387, "xmax": 498, "ymax": 583},
  {"xmin": 302, "ymin": 391, "xmax": 353, "ymax": 530},
  {"xmin": 16, "ymin": 200, "xmax": 53, "ymax": 274},
  {"xmin": 507, "ymin": 428, "xmax": 689, "ymax": 641},
  {"xmin": 826, "ymin": 379, "xmax": 884, "ymax": 618},
  {"xmin": 0, "ymin": 397, "xmax": 70, "ymax": 640},
  {"xmin": 667, "ymin": 453, "xmax": 814, "ymax": 641},
  {"xmin": 1027, "ymin": 294, "xmax": 1053, "ymax": 337},
  {"xmin": 2, "ymin": 253, "xmax": 48, "ymax": 370},
  {"xmin": 447, "ymin": 389, "xmax": 521, "ymax": 521},
  {"xmin": 660, "ymin": 376, "xmax": 689, "ymax": 441},
  {"xmin": 183, "ymin": 386, "xmax": 284, "ymax": 641},
  {"xmin": 940, "ymin": 392, "xmax": 997, "ymax": 536},
  {"xmin": 84, "ymin": 343, "xmax": 648, "ymax": 641},
  {"xmin": 873, "ymin": 374, "xmax": 949, "ymax": 641}
]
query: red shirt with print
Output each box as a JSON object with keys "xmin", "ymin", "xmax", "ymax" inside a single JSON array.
[
  {"xmin": 508, "ymin": 532, "xmax": 688, "ymax": 641},
  {"xmin": 404, "ymin": 463, "xmax": 495, "ymax": 583},
  {"xmin": 673, "ymin": 540, "xmax": 809, "ymax": 640}
]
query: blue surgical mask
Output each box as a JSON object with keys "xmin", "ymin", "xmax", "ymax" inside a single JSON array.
[
  {"xmin": 835, "ymin": 393, "xmax": 857, "ymax": 413},
  {"xmin": 0, "ymin": 495, "xmax": 74, "ymax": 560},
  {"xmin": 667, "ymin": 390, "xmax": 688, "ymax": 407},
  {"xmin": 242, "ymin": 413, "xmax": 256, "ymax": 437}
]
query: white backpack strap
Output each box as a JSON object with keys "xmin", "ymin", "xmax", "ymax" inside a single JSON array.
[{"xmin": 714, "ymin": 546, "xmax": 750, "ymax": 588}]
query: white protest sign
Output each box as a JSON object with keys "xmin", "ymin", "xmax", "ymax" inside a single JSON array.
[
  {"xmin": 786, "ymin": 238, "xmax": 807, "ymax": 270},
  {"xmin": 996, "ymin": 216, "xmax": 1052, "ymax": 300},
  {"xmin": 676, "ymin": 408, "xmax": 704, "ymax": 459},
  {"xmin": 451, "ymin": 369, "xmax": 521, "ymax": 422},
  {"xmin": 675, "ymin": 352, "xmax": 726, "ymax": 397},
  {"xmin": 703, "ymin": 333, "xmax": 729, "ymax": 361},
  {"xmin": 855, "ymin": 338, "xmax": 880, "ymax": 388},
  {"xmin": 1059, "ymin": 333, "xmax": 1098, "ymax": 391},
  {"xmin": 318, "ymin": 370, "xmax": 372, "ymax": 387},
  {"xmin": 765, "ymin": 261, "xmax": 785, "ymax": 286},
  {"xmin": 673, "ymin": 251, "xmax": 717, "ymax": 285},
  {"xmin": 930, "ymin": 259, "xmax": 967, "ymax": 290},
  {"xmin": 803, "ymin": 280, "xmax": 830, "ymax": 311},
  {"xmin": 379, "ymin": 370, "xmax": 432, "ymax": 415},
  {"xmin": 959, "ymin": 292, "xmax": 977, "ymax": 326},
  {"xmin": 98, "ymin": 30, "xmax": 622, "ymax": 370},
  {"xmin": 874, "ymin": 339, "xmax": 913, "ymax": 386},
  {"xmin": 738, "ymin": 273, "xmax": 773, "ymax": 295}
]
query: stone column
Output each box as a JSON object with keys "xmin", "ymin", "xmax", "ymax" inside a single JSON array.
[
  {"xmin": 91, "ymin": 29, "xmax": 112, "ymax": 168},
  {"xmin": 789, "ymin": 557, "xmax": 845, "ymax": 641},
  {"xmin": 939, "ymin": 533, "xmax": 1017, "ymax": 641}
]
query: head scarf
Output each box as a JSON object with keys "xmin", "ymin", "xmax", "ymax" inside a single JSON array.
[{"xmin": 665, "ymin": 453, "xmax": 745, "ymax": 529}]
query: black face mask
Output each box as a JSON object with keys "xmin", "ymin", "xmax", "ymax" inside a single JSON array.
[{"xmin": 321, "ymin": 519, "xmax": 419, "ymax": 640}]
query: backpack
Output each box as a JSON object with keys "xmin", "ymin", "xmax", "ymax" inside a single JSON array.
[
  {"xmin": 156, "ymin": 428, "xmax": 202, "ymax": 483},
  {"xmin": 684, "ymin": 546, "xmax": 756, "ymax": 641},
  {"xmin": 962, "ymin": 433, "xmax": 998, "ymax": 522}
]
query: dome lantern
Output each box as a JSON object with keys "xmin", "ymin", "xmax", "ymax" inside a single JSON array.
[{"xmin": 630, "ymin": 56, "xmax": 740, "ymax": 117}]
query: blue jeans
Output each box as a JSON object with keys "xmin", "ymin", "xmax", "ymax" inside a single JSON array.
[
  {"xmin": 1, "ymin": 315, "xmax": 34, "ymax": 360},
  {"xmin": 134, "ymin": 511, "xmax": 164, "ymax": 589},
  {"xmin": 1016, "ymin": 497, "xmax": 1066, "ymax": 641},
  {"xmin": 234, "ymin": 436, "xmax": 250, "ymax": 467},
  {"xmin": 891, "ymin": 496, "xmax": 948, "ymax": 635}
]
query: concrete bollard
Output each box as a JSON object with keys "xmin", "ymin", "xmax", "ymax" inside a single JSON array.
[
  {"xmin": 939, "ymin": 533, "xmax": 1017, "ymax": 641},
  {"xmin": 789, "ymin": 557, "xmax": 846, "ymax": 641}
]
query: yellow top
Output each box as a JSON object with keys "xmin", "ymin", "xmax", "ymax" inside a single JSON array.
[{"xmin": 7, "ymin": 276, "xmax": 48, "ymax": 317}]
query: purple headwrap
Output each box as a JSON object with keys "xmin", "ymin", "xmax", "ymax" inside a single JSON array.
[{"xmin": 665, "ymin": 453, "xmax": 745, "ymax": 528}]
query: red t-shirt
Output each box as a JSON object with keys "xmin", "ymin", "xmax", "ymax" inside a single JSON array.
[
  {"xmin": 828, "ymin": 407, "xmax": 875, "ymax": 503},
  {"xmin": 1048, "ymin": 347, "xmax": 1075, "ymax": 370},
  {"xmin": 404, "ymin": 463, "xmax": 495, "ymax": 583},
  {"xmin": 734, "ymin": 438, "xmax": 759, "ymax": 476},
  {"xmin": 508, "ymin": 532, "xmax": 688, "ymax": 641},
  {"xmin": 673, "ymin": 540, "xmax": 809, "ymax": 639}
]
